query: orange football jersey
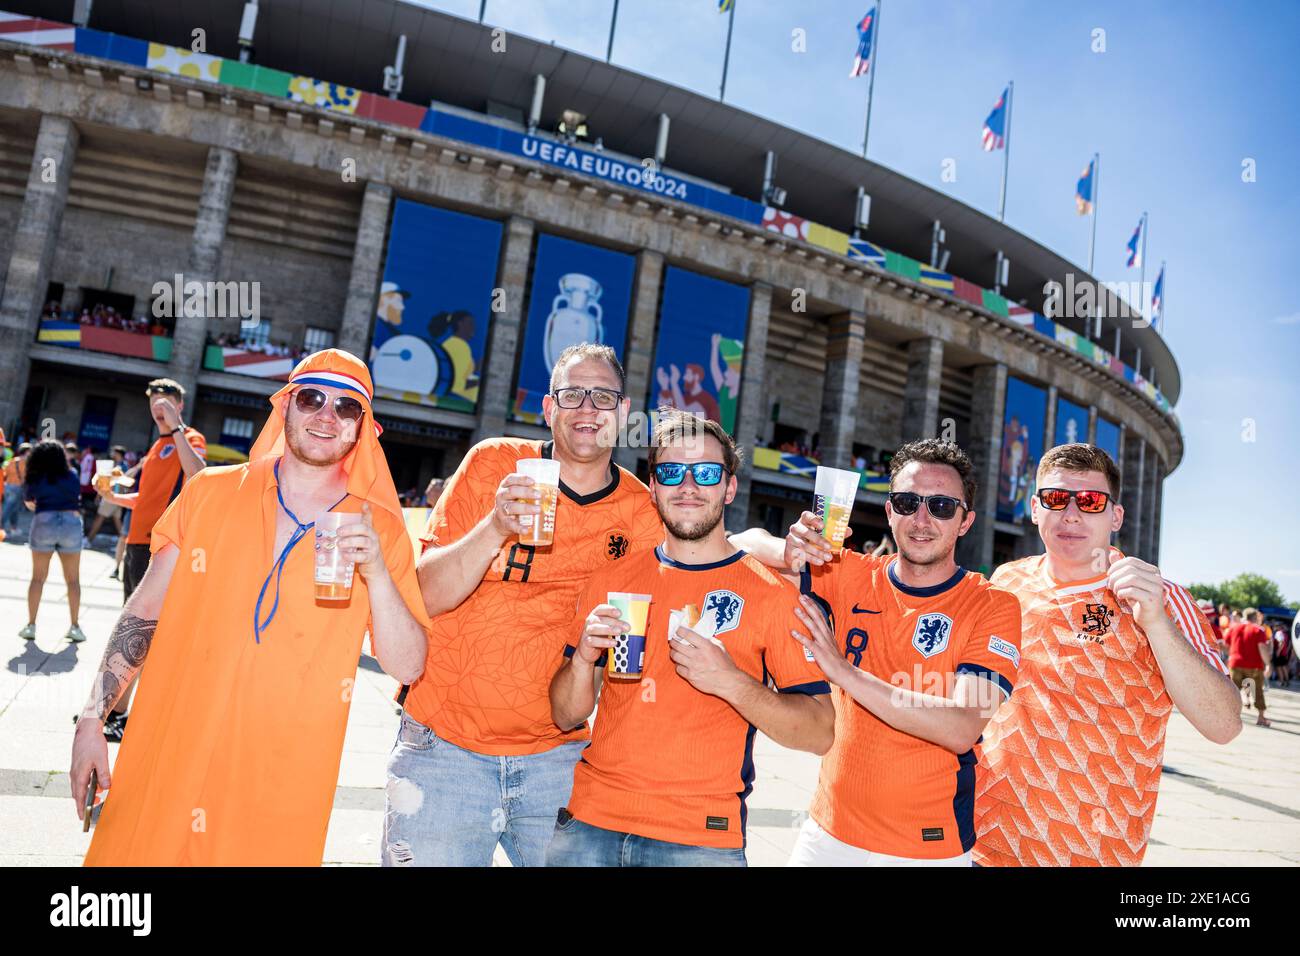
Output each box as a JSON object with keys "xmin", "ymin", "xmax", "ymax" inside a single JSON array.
[
  {"xmin": 403, "ymin": 438, "xmax": 662, "ymax": 755},
  {"xmin": 565, "ymin": 547, "xmax": 830, "ymax": 849},
  {"xmin": 801, "ymin": 552, "xmax": 1022, "ymax": 859},
  {"xmin": 126, "ymin": 427, "xmax": 206, "ymax": 544},
  {"xmin": 973, "ymin": 550, "xmax": 1230, "ymax": 867}
]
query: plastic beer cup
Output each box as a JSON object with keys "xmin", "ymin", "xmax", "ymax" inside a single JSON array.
[
  {"xmin": 314, "ymin": 512, "xmax": 363, "ymax": 602},
  {"xmin": 814, "ymin": 466, "xmax": 860, "ymax": 553},
  {"xmin": 606, "ymin": 592, "xmax": 652, "ymax": 680},
  {"xmin": 516, "ymin": 458, "xmax": 561, "ymax": 546}
]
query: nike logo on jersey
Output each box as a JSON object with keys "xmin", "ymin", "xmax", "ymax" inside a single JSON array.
[{"xmin": 851, "ymin": 604, "xmax": 881, "ymax": 614}]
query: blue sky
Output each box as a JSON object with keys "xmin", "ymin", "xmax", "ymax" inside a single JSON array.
[{"xmin": 415, "ymin": 0, "xmax": 1300, "ymax": 600}]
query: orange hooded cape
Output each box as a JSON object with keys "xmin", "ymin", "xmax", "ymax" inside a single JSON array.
[{"xmin": 84, "ymin": 350, "xmax": 429, "ymax": 866}]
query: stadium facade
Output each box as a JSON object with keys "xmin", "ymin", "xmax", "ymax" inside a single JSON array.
[{"xmin": 0, "ymin": 2, "xmax": 1182, "ymax": 573}]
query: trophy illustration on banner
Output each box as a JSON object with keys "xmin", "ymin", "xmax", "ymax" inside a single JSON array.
[{"xmin": 543, "ymin": 273, "xmax": 604, "ymax": 371}]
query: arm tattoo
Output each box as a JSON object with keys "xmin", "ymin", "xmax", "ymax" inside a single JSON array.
[{"xmin": 90, "ymin": 614, "xmax": 157, "ymax": 721}]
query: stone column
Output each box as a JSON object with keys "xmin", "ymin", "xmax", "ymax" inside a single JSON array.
[
  {"xmin": 1043, "ymin": 385, "xmax": 1059, "ymax": 452},
  {"xmin": 1087, "ymin": 404, "xmax": 1098, "ymax": 445},
  {"xmin": 1118, "ymin": 430, "xmax": 1146, "ymax": 556},
  {"xmin": 1141, "ymin": 451, "xmax": 1161, "ymax": 563},
  {"xmin": 726, "ymin": 282, "xmax": 772, "ymax": 534},
  {"xmin": 169, "ymin": 146, "xmax": 238, "ymax": 398},
  {"xmin": 616, "ymin": 250, "xmax": 664, "ymax": 472},
  {"xmin": 900, "ymin": 336, "xmax": 943, "ymax": 442},
  {"xmin": 1148, "ymin": 460, "xmax": 1164, "ymax": 565},
  {"xmin": 956, "ymin": 362, "xmax": 1007, "ymax": 576},
  {"xmin": 0, "ymin": 114, "xmax": 79, "ymax": 434},
  {"xmin": 473, "ymin": 216, "xmax": 535, "ymax": 445},
  {"xmin": 337, "ymin": 182, "xmax": 394, "ymax": 357},
  {"xmin": 817, "ymin": 310, "xmax": 865, "ymax": 469}
]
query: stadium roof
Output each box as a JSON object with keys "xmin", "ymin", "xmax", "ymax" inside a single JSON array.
[{"xmin": 21, "ymin": 0, "xmax": 1179, "ymax": 402}]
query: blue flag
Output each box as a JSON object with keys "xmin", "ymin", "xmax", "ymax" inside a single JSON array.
[
  {"xmin": 982, "ymin": 88, "xmax": 1008, "ymax": 151},
  {"xmin": 850, "ymin": 9, "xmax": 875, "ymax": 77},
  {"xmin": 1075, "ymin": 160, "xmax": 1095, "ymax": 215},
  {"xmin": 1125, "ymin": 218, "xmax": 1142, "ymax": 267},
  {"xmin": 1150, "ymin": 266, "xmax": 1164, "ymax": 328}
]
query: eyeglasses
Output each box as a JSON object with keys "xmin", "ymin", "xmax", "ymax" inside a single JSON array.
[
  {"xmin": 1036, "ymin": 487, "xmax": 1111, "ymax": 514},
  {"xmin": 551, "ymin": 387, "xmax": 622, "ymax": 410},
  {"xmin": 653, "ymin": 462, "xmax": 727, "ymax": 487},
  {"xmin": 887, "ymin": 492, "xmax": 966, "ymax": 520},
  {"xmin": 293, "ymin": 387, "xmax": 366, "ymax": 422}
]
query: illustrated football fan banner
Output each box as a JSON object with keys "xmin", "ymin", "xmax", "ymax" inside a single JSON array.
[
  {"xmin": 1054, "ymin": 396, "xmax": 1089, "ymax": 446},
  {"xmin": 1095, "ymin": 415, "xmax": 1121, "ymax": 465},
  {"xmin": 997, "ymin": 376, "xmax": 1047, "ymax": 524},
  {"xmin": 369, "ymin": 199, "xmax": 503, "ymax": 413},
  {"xmin": 648, "ymin": 267, "xmax": 750, "ymax": 434},
  {"xmin": 511, "ymin": 234, "xmax": 635, "ymax": 424}
]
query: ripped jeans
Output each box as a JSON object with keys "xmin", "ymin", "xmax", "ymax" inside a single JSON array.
[{"xmin": 382, "ymin": 711, "xmax": 585, "ymax": 867}]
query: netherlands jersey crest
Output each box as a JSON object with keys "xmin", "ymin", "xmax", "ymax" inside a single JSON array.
[
  {"xmin": 702, "ymin": 589, "xmax": 744, "ymax": 635},
  {"xmin": 912, "ymin": 612, "xmax": 952, "ymax": 658}
]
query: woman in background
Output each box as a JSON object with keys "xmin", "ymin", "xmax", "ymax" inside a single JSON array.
[{"xmin": 19, "ymin": 440, "xmax": 86, "ymax": 643}]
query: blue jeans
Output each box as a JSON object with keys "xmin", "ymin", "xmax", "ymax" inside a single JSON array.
[
  {"xmin": 1, "ymin": 485, "xmax": 22, "ymax": 531},
  {"xmin": 546, "ymin": 813, "xmax": 748, "ymax": 867},
  {"xmin": 29, "ymin": 510, "xmax": 83, "ymax": 553},
  {"xmin": 383, "ymin": 711, "xmax": 584, "ymax": 867}
]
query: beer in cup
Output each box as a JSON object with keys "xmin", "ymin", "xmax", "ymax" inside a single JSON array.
[
  {"xmin": 516, "ymin": 458, "xmax": 561, "ymax": 546},
  {"xmin": 314, "ymin": 512, "xmax": 363, "ymax": 602},
  {"xmin": 814, "ymin": 466, "xmax": 861, "ymax": 554},
  {"xmin": 606, "ymin": 592, "xmax": 652, "ymax": 681}
]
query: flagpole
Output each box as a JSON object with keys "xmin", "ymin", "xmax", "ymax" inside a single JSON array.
[
  {"xmin": 606, "ymin": 0, "xmax": 619, "ymax": 61},
  {"xmin": 1137, "ymin": 211, "xmax": 1148, "ymax": 321},
  {"xmin": 1158, "ymin": 259, "xmax": 1166, "ymax": 334},
  {"xmin": 1087, "ymin": 152, "xmax": 1100, "ymax": 275},
  {"xmin": 862, "ymin": 0, "xmax": 881, "ymax": 158},
  {"xmin": 719, "ymin": 1, "xmax": 737, "ymax": 100},
  {"xmin": 998, "ymin": 80, "xmax": 1013, "ymax": 222}
]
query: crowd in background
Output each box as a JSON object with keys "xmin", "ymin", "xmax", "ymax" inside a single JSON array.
[
  {"xmin": 1198, "ymin": 599, "xmax": 1293, "ymax": 728},
  {"xmin": 42, "ymin": 300, "xmax": 168, "ymax": 338},
  {"xmin": 207, "ymin": 331, "xmax": 311, "ymax": 360}
]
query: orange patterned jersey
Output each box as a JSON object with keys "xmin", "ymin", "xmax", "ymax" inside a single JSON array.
[
  {"xmin": 403, "ymin": 438, "xmax": 662, "ymax": 756},
  {"xmin": 565, "ymin": 547, "xmax": 830, "ymax": 849},
  {"xmin": 973, "ymin": 550, "xmax": 1230, "ymax": 867},
  {"xmin": 801, "ymin": 552, "xmax": 1022, "ymax": 859}
]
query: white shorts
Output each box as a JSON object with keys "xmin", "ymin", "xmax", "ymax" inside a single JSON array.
[{"xmin": 786, "ymin": 817, "xmax": 972, "ymax": 867}]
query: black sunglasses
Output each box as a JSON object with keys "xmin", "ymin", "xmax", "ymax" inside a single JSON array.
[
  {"xmin": 888, "ymin": 491, "xmax": 966, "ymax": 521},
  {"xmin": 551, "ymin": 387, "xmax": 623, "ymax": 410},
  {"xmin": 654, "ymin": 462, "xmax": 727, "ymax": 486},
  {"xmin": 293, "ymin": 387, "xmax": 365, "ymax": 422}
]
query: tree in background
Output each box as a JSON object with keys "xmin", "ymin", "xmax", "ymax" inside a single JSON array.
[{"xmin": 1188, "ymin": 573, "xmax": 1297, "ymax": 611}]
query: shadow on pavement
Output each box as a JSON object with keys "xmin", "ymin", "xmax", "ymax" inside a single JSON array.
[{"xmin": 7, "ymin": 640, "xmax": 81, "ymax": 676}]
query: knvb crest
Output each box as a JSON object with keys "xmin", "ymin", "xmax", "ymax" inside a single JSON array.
[
  {"xmin": 605, "ymin": 530, "xmax": 630, "ymax": 561},
  {"xmin": 1081, "ymin": 603, "xmax": 1113, "ymax": 635},
  {"xmin": 912, "ymin": 613, "xmax": 952, "ymax": 658},
  {"xmin": 703, "ymin": 589, "xmax": 744, "ymax": 635}
]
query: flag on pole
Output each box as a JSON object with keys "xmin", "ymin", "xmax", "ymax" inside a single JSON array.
[
  {"xmin": 718, "ymin": 0, "xmax": 734, "ymax": 12},
  {"xmin": 1150, "ymin": 265, "xmax": 1164, "ymax": 328},
  {"xmin": 1075, "ymin": 159, "xmax": 1095, "ymax": 215},
  {"xmin": 850, "ymin": 9, "xmax": 876, "ymax": 77},
  {"xmin": 1125, "ymin": 217, "xmax": 1143, "ymax": 267},
  {"xmin": 982, "ymin": 87, "xmax": 1008, "ymax": 151}
]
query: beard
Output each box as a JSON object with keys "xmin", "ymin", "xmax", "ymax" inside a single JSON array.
[
  {"xmin": 661, "ymin": 499, "xmax": 725, "ymax": 542},
  {"xmin": 284, "ymin": 417, "xmax": 358, "ymax": 466},
  {"xmin": 897, "ymin": 536, "xmax": 952, "ymax": 567}
]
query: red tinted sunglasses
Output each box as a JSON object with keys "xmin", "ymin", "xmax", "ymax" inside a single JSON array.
[{"xmin": 1036, "ymin": 487, "xmax": 1111, "ymax": 514}]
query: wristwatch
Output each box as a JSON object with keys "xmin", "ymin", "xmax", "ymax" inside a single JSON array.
[{"xmin": 167, "ymin": 424, "xmax": 185, "ymax": 436}]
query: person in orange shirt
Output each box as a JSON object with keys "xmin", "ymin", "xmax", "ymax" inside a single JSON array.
[
  {"xmin": 547, "ymin": 410, "xmax": 833, "ymax": 866},
  {"xmin": 69, "ymin": 350, "xmax": 430, "ymax": 865},
  {"xmin": 2, "ymin": 441, "xmax": 31, "ymax": 537},
  {"xmin": 735, "ymin": 439, "xmax": 1022, "ymax": 866},
  {"xmin": 974, "ymin": 443, "xmax": 1240, "ymax": 867},
  {"xmin": 93, "ymin": 378, "xmax": 207, "ymax": 741},
  {"xmin": 388, "ymin": 343, "xmax": 664, "ymax": 866}
]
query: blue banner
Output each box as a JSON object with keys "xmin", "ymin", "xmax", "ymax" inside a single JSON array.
[
  {"xmin": 511, "ymin": 234, "xmax": 636, "ymax": 424},
  {"xmin": 369, "ymin": 199, "xmax": 503, "ymax": 413},
  {"xmin": 998, "ymin": 377, "xmax": 1047, "ymax": 524},
  {"xmin": 419, "ymin": 110, "xmax": 764, "ymax": 226},
  {"xmin": 1054, "ymin": 396, "xmax": 1089, "ymax": 446},
  {"xmin": 648, "ymin": 267, "xmax": 750, "ymax": 433},
  {"xmin": 1095, "ymin": 416, "xmax": 1121, "ymax": 464}
]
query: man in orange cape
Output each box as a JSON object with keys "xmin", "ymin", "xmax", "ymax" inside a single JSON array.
[{"xmin": 71, "ymin": 349, "xmax": 430, "ymax": 865}]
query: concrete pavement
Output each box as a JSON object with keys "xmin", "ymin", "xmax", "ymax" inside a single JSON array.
[{"xmin": 0, "ymin": 535, "xmax": 1296, "ymax": 866}]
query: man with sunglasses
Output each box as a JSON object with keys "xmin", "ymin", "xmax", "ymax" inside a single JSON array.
[
  {"xmin": 733, "ymin": 438, "xmax": 1022, "ymax": 866},
  {"xmin": 973, "ymin": 443, "xmax": 1239, "ymax": 867},
  {"xmin": 92, "ymin": 377, "xmax": 206, "ymax": 740},
  {"xmin": 389, "ymin": 343, "xmax": 663, "ymax": 866},
  {"xmin": 73, "ymin": 350, "xmax": 429, "ymax": 865},
  {"xmin": 546, "ymin": 409, "xmax": 832, "ymax": 866}
]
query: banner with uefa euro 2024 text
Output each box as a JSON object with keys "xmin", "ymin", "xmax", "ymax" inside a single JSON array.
[
  {"xmin": 368, "ymin": 199, "xmax": 503, "ymax": 413},
  {"xmin": 1055, "ymin": 396, "xmax": 1090, "ymax": 446},
  {"xmin": 998, "ymin": 376, "xmax": 1048, "ymax": 524},
  {"xmin": 511, "ymin": 233, "xmax": 635, "ymax": 424},
  {"xmin": 647, "ymin": 267, "xmax": 749, "ymax": 434}
]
